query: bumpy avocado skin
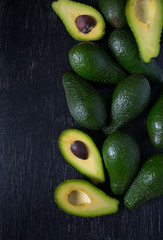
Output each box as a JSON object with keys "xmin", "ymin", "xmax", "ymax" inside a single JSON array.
[
  {"xmin": 147, "ymin": 88, "xmax": 163, "ymax": 148},
  {"xmin": 108, "ymin": 28, "xmax": 163, "ymax": 84},
  {"xmin": 62, "ymin": 71, "xmax": 107, "ymax": 130},
  {"xmin": 124, "ymin": 153, "xmax": 163, "ymax": 210},
  {"xmin": 69, "ymin": 42, "xmax": 127, "ymax": 85},
  {"xmin": 103, "ymin": 74, "xmax": 151, "ymax": 134},
  {"xmin": 98, "ymin": 0, "xmax": 127, "ymax": 28},
  {"xmin": 102, "ymin": 131, "xmax": 140, "ymax": 195}
]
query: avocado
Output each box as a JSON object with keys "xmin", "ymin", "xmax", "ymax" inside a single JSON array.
[
  {"xmin": 147, "ymin": 88, "xmax": 163, "ymax": 148},
  {"xmin": 102, "ymin": 131, "xmax": 140, "ymax": 195},
  {"xmin": 125, "ymin": 0, "xmax": 163, "ymax": 63},
  {"xmin": 103, "ymin": 74, "xmax": 151, "ymax": 135},
  {"xmin": 54, "ymin": 179, "xmax": 119, "ymax": 217},
  {"xmin": 62, "ymin": 71, "xmax": 107, "ymax": 130},
  {"xmin": 108, "ymin": 28, "xmax": 163, "ymax": 84},
  {"xmin": 98, "ymin": 0, "xmax": 127, "ymax": 28},
  {"xmin": 69, "ymin": 42, "xmax": 127, "ymax": 85},
  {"xmin": 59, "ymin": 129, "xmax": 105, "ymax": 184},
  {"xmin": 124, "ymin": 153, "xmax": 163, "ymax": 210},
  {"xmin": 51, "ymin": 0, "xmax": 105, "ymax": 41},
  {"xmin": 161, "ymin": 31, "xmax": 163, "ymax": 44}
]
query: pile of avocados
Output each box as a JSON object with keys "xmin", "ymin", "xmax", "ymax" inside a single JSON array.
[{"xmin": 52, "ymin": 0, "xmax": 163, "ymax": 217}]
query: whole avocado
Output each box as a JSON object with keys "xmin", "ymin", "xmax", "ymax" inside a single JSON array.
[
  {"xmin": 62, "ymin": 71, "xmax": 107, "ymax": 130},
  {"xmin": 69, "ymin": 42, "xmax": 127, "ymax": 85},
  {"xmin": 108, "ymin": 28, "xmax": 163, "ymax": 84},
  {"xmin": 102, "ymin": 131, "xmax": 140, "ymax": 195},
  {"xmin": 124, "ymin": 153, "xmax": 163, "ymax": 210},
  {"xmin": 98, "ymin": 0, "xmax": 127, "ymax": 28},
  {"xmin": 103, "ymin": 74, "xmax": 151, "ymax": 135},
  {"xmin": 147, "ymin": 88, "xmax": 163, "ymax": 148}
]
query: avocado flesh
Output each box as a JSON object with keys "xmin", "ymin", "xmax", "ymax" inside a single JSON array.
[
  {"xmin": 62, "ymin": 71, "xmax": 107, "ymax": 130},
  {"xmin": 102, "ymin": 131, "xmax": 140, "ymax": 195},
  {"xmin": 125, "ymin": 0, "xmax": 163, "ymax": 63},
  {"xmin": 98, "ymin": 0, "xmax": 127, "ymax": 28},
  {"xmin": 52, "ymin": 0, "xmax": 105, "ymax": 41},
  {"xmin": 103, "ymin": 74, "xmax": 151, "ymax": 135},
  {"xmin": 59, "ymin": 129, "xmax": 105, "ymax": 184},
  {"xmin": 54, "ymin": 179, "xmax": 119, "ymax": 217},
  {"xmin": 124, "ymin": 153, "xmax": 163, "ymax": 210},
  {"xmin": 108, "ymin": 28, "xmax": 163, "ymax": 84},
  {"xmin": 147, "ymin": 88, "xmax": 163, "ymax": 148},
  {"xmin": 69, "ymin": 42, "xmax": 127, "ymax": 85}
]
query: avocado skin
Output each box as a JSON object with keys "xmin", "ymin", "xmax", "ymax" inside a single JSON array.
[
  {"xmin": 103, "ymin": 74, "xmax": 151, "ymax": 134},
  {"xmin": 62, "ymin": 71, "xmax": 107, "ymax": 130},
  {"xmin": 124, "ymin": 153, "xmax": 163, "ymax": 210},
  {"xmin": 69, "ymin": 42, "xmax": 127, "ymax": 85},
  {"xmin": 108, "ymin": 29, "xmax": 163, "ymax": 84},
  {"xmin": 102, "ymin": 131, "xmax": 140, "ymax": 195},
  {"xmin": 98, "ymin": 0, "xmax": 127, "ymax": 28},
  {"xmin": 147, "ymin": 88, "xmax": 163, "ymax": 148}
]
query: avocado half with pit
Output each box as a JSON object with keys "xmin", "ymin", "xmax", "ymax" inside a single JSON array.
[
  {"xmin": 52, "ymin": 0, "xmax": 105, "ymax": 41},
  {"xmin": 54, "ymin": 179, "xmax": 119, "ymax": 217},
  {"xmin": 58, "ymin": 129, "xmax": 105, "ymax": 184},
  {"xmin": 125, "ymin": 0, "xmax": 163, "ymax": 63}
]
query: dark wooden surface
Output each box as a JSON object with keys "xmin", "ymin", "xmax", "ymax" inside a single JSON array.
[{"xmin": 0, "ymin": 0, "xmax": 163, "ymax": 239}]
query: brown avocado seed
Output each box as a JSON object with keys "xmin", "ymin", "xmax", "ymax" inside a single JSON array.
[
  {"xmin": 75, "ymin": 15, "xmax": 96, "ymax": 34},
  {"xmin": 70, "ymin": 140, "xmax": 88, "ymax": 159}
]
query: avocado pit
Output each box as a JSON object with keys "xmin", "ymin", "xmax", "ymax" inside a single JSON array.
[
  {"xmin": 68, "ymin": 190, "xmax": 91, "ymax": 205},
  {"xmin": 75, "ymin": 15, "xmax": 96, "ymax": 34},
  {"xmin": 135, "ymin": 0, "xmax": 156, "ymax": 24},
  {"xmin": 70, "ymin": 140, "xmax": 88, "ymax": 159}
]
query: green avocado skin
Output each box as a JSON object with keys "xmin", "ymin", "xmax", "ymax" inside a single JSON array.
[
  {"xmin": 147, "ymin": 88, "xmax": 163, "ymax": 148},
  {"xmin": 124, "ymin": 153, "xmax": 163, "ymax": 210},
  {"xmin": 69, "ymin": 42, "xmax": 127, "ymax": 85},
  {"xmin": 98, "ymin": 0, "xmax": 127, "ymax": 28},
  {"xmin": 62, "ymin": 71, "xmax": 107, "ymax": 130},
  {"xmin": 108, "ymin": 29, "xmax": 163, "ymax": 84},
  {"xmin": 102, "ymin": 131, "xmax": 140, "ymax": 195},
  {"xmin": 161, "ymin": 32, "xmax": 163, "ymax": 44},
  {"xmin": 103, "ymin": 74, "xmax": 151, "ymax": 134}
]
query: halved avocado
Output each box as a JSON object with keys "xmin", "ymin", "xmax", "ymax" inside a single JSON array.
[
  {"xmin": 54, "ymin": 179, "xmax": 119, "ymax": 217},
  {"xmin": 59, "ymin": 129, "xmax": 105, "ymax": 184},
  {"xmin": 125, "ymin": 0, "xmax": 163, "ymax": 63},
  {"xmin": 52, "ymin": 0, "xmax": 105, "ymax": 41},
  {"xmin": 161, "ymin": 30, "xmax": 163, "ymax": 44}
]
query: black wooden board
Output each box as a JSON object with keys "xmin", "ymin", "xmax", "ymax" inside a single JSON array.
[{"xmin": 0, "ymin": 0, "xmax": 163, "ymax": 239}]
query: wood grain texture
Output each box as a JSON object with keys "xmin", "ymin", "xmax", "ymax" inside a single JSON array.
[{"xmin": 0, "ymin": 0, "xmax": 162, "ymax": 240}]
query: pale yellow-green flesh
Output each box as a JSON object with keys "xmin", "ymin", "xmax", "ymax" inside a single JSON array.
[
  {"xmin": 59, "ymin": 129, "xmax": 105, "ymax": 184},
  {"xmin": 126, "ymin": 0, "xmax": 163, "ymax": 62},
  {"xmin": 52, "ymin": 0, "xmax": 105, "ymax": 41},
  {"xmin": 54, "ymin": 179, "xmax": 119, "ymax": 217}
]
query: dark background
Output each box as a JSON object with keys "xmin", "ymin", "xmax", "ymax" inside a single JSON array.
[{"xmin": 0, "ymin": 0, "xmax": 163, "ymax": 239}]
